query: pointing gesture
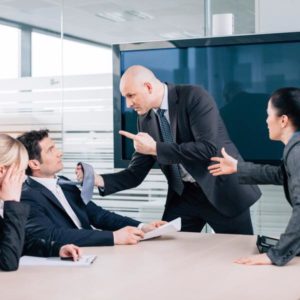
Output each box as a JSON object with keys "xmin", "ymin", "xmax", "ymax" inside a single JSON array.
[
  {"xmin": 208, "ymin": 147, "xmax": 238, "ymax": 176},
  {"xmin": 119, "ymin": 130, "xmax": 157, "ymax": 155}
]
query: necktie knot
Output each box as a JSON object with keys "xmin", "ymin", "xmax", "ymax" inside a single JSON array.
[
  {"xmin": 56, "ymin": 162, "xmax": 95, "ymax": 205},
  {"xmin": 157, "ymin": 108, "xmax": 166, "ymax": 118},
  {"xmin": 57, "ymin": 178, "xmax": 78, "ymax": 186}
]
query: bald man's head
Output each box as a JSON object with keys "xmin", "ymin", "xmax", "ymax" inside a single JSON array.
[{"xmin": 119, "ymin": 65, "xmax": 164, "ymax": 115}]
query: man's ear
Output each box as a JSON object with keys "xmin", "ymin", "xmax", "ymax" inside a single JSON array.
[
  {"xmin": 28, "ymin": 159, "xmax": 41, "ymax": 173},
  {"xmin": 144, "ymin": 82, "xmax": 152, "ymax": 94}
]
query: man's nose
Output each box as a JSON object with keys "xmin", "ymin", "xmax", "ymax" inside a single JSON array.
[
  {"xmin": 57, "ymin": 149, "xmax": 63, "ymax": 157},
  {"xmin": 126, "ymin": 98, "xmax": 133, "ymax": 108}
]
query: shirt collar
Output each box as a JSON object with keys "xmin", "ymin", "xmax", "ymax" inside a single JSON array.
[
  {"xmin": 30, "ymin": 176, "xmax": 59, "ymax": 191},
  {"xmin": 153, "ymin": 83, "xmax": 168, "ymax": 113}
]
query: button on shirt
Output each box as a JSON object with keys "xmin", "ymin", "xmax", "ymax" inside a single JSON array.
[
  {"xmin": 31, "ymin": 176, "xmax": 82, "ymax": 229},
  {"xmin": 154, "ymin": 84, "xmax": 196, "ymax": 183}
]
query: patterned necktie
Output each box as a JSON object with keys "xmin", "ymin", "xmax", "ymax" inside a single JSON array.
[
  {"xmin": 157, "ymin": 108, "xmax": 184, "ymax": 195},
  {"xmin": 57, "ymin": 162, "xmax": 95, "ymax": 205}
]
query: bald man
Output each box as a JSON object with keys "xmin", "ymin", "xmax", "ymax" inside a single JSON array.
[{"xmin": 77, "ymin": 65, "xmax": 261, "ymax": 234}]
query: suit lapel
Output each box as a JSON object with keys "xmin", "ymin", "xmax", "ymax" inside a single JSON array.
[
  {"xmin": 27, "ymin": 177, "xmax": 65, "ymax": 212},
  {"xmin": 26, "ymin": 177, "xmax": 85, "ymax": 228},
  {"xmin": 139, "ymin": 110, "xmax": 161, "ymax": 141},
  {"xmin": 139, "ymin": 83, "xmax": 179, "ymax": 142},
  {"xmin": 60, "ymin": 185, "xmax": 91, "ymax": 229},
  {"xmin": 167, "ymin": 83, "xmax": 178, "ymax": 141},
  {"xmin": 283, "ymin": 132, "xmax": 300, "ymax": 160}
]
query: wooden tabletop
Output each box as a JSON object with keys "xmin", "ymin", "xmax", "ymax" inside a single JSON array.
[{"xmin": 1, "ymin": 232, "xmax": 300, "ymax": 300}]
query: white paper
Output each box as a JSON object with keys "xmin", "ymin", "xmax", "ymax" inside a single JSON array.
[
  {"xmin": 142, "ymin": 217, "xmax": 181, "ymax": 240},
  {"xmin": 20, "ymin": 255, "xmax": 97, "ymax": 267}
]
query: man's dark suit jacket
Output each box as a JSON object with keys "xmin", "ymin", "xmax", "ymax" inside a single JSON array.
[
  {"xmin": 101, "ymin": 84, "xmax": 261, "ymax": 217},
  {"xmin": 21, "ymin": 177, "xmax": 140, "ymax": 247},
  {"xmin": 238, "ymin": 132, "xmax": 300, "ymax": 266},
  {"xmin": 0, "ymin": 201, "xmax": 61, "ymax": 272}
]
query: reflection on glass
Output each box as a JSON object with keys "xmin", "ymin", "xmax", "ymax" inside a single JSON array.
[{"xmin": 119, "ymin": 39, "xmax": 300, "ymax": 162}]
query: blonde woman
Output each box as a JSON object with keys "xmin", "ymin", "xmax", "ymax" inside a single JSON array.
[{"xmin": 0, "ymin": 134, "xmax": 81, "ymax": 271}]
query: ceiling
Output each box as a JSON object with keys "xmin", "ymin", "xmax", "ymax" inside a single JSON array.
[{"xmin": 0, "ymin": 0, "xmax": 255, "ymax": 45}]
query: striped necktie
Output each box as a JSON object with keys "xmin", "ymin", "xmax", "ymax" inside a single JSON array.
[{"xmin": 157, "ymin": 108, "xmax": 184, "ymax": 195}]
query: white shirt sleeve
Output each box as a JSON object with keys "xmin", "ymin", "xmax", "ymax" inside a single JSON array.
[
  {"xmin": 137, "ymin": 223, "xmax": 145, "ymax": 230},
  {"xmin": 0, "ymin": 200, "xmax": 4, "ymax": 218}
]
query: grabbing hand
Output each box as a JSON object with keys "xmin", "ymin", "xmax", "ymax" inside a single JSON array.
[
  {"xmin": 113, "ymin": 226, "xmax": 144, "ymax": 245},
  {"xmin": 59, "ymin": 244, "xmax": 82, "ymax": 261},
  {"xmin": 141, "ymin": 220, "xmax": 167, "ymax": 233},
  {"xmin": 119, "ymin": 130, "xmax": 157, "ymax": 156},
  {"xmin": 75, "ymin": 165, "xmax": 104, "ymax": 188},
  {"xmin": 208, "ymin": 147, "xmax": 238, "ymax": 176},
  {"xmin": 234, "ymin": 253, "xmax": 272, "ymax": 265},
  {"xmin": 0, "ymin": 164, "xmax": 25, "ymax": 202}
]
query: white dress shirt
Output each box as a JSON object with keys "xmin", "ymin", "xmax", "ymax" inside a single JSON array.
[
  {"xmin": 0, "ymin": 200, "xmax": 4, "ymax": 218},
  {"xmin": 154, "ymin": 84, "xmax": 196, "ymax": 183},
  {"xmin": 31, "ymin": 176, "xmax": 82, "ymax": 229}
]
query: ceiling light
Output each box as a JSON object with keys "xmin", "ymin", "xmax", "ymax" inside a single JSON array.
[
  {"xmin": 160, "ymin": 31, "xmax": 201, "ymax": 40},
  {"xmin": 125, "ymin": 10, "xmax": 154, "ymax": 20},
  {"xmin": 96, "ymin": 12, "xmax": 126, "ymax": 23},
  {"xmin": 96, "ymin": 10, "xmax": 154, "ymax": 23}
]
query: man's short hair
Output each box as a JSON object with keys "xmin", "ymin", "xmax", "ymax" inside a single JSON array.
[{"xmin": 17, "ymin": 129, "xmax": 49, "ymax": 175}]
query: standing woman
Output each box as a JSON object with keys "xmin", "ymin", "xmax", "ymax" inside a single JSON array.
[
  {"xmin": 209, "ymin": 87, "xmax": 300, "ymax": 266},
  {"xmin": 0, "ymin": 134, "xmax": 81, "ymax": 271}
]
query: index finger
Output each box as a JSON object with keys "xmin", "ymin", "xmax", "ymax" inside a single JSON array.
[
  {"xmin": 210, "ymin": 157, "xmax": 222, "ymax": 162},
  {"xmin": 132, "ymin": 228, "xmax": 145, "ymax": 238},
  {"xmin": 119, "ymin": 130, "xmax": 137, "ymax": 140},
  {"xmin": 4, "ymin": 163, "xmax": 16, "ymax": 180}
]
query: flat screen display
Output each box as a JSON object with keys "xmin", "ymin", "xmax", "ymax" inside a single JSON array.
[{"xmin": 113, "ymin": 33, "xmax": 300, "ymax": 167}]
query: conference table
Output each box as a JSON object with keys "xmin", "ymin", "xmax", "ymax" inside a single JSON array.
[{"xmin": 1, "ymin": 232, "xmax": 300, "ymax": 300}]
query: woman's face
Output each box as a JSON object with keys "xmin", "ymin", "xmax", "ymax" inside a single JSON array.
[{"xmin": 266, "ymin": 100, "xmax": 284, "ymax": 141}]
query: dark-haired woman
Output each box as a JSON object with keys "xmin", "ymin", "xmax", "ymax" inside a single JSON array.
[{"xmin": 208, "ymin": 87, "xmax": 300, "ymax": 266}]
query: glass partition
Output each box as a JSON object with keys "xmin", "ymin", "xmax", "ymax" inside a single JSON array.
[{"xmin": 0, "ymin": 0, "xmax": 297, "ymax": 234}]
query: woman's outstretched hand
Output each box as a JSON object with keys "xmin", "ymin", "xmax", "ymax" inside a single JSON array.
[{"xmin": 208, "ymin": 147, "xmax": 238, "ymax": 176}]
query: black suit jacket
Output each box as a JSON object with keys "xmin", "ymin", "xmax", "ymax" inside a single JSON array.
[
  {"xmin": 0, "ymin": 201, "xmax": 61, "ymax": 272},
  {"xmin": 238, "ymin": 132, "xmax": 300, "ymax": 266},
  {"xmin": 21, "ymin": 177, "xmax": 140, "ymax": 247},
  {"xmin": 102, "ymin": 84, "xmax": 261, "ymax": 217}
]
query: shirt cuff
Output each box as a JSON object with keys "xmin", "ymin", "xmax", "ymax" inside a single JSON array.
[{"xmin": 137, "ymin": 223, "xmax": 145, "ymax": 230}]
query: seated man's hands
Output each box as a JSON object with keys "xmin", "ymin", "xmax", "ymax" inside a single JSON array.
[
  {"xmin": 75, "ymin": 165, "xmax": 104, "ymax": 188},
  {"xmin": 141, "ymin": 220, "xmax": 167, "ymax": 233},
  {"xmin": 113, "ymin": 226, "xmax": 144, "ymax": 245},
  {"xmin": 59, "ymin": 244, "xmax": 82, "ymax": 261}
]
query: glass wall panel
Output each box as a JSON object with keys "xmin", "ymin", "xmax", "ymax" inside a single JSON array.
[{"xmin": 0, "ymin": 24, "xmax": 19, "ymax": 79}]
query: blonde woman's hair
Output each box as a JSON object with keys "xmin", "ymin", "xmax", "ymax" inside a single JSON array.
[{"xmin": 0, "ymin": 134, "xmax": 29, "ymax": 169}]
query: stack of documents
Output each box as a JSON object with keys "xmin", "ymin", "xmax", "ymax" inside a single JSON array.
[{"xmin": 20, "ymin": 255, "xmax": 97, "ymax": 267}]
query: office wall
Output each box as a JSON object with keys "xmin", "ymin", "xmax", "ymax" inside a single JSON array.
[
  {"xmin": 0, "ymin": 0, "xmax": 298, "ymax": 236},
  {"xmin": 255, "ymin": 0, "xmax": 300, "ymax": 33}
]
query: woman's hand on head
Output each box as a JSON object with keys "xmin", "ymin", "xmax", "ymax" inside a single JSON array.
[{"xmin": 0, "ymin": 164, "xmax": 25, "ymax": 202}]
